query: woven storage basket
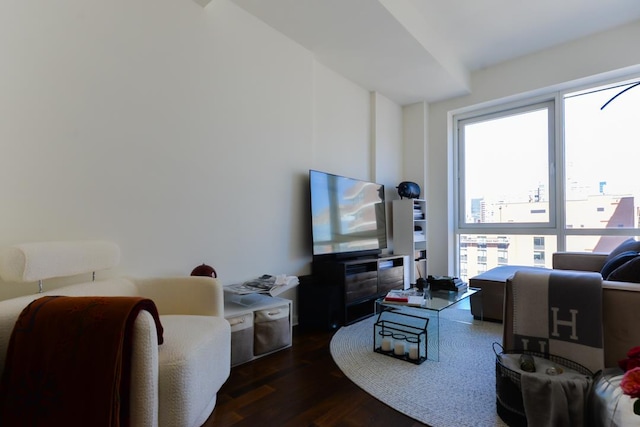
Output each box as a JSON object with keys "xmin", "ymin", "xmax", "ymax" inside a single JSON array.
[{"xmin": 493, "ymin": 343, "xmax": 594, "ymax": 426}]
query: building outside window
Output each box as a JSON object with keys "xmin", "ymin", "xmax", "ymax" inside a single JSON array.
[
  {"xmin": 533, "ymin": 236, "xmax": 545, "ymax": 250},
  {"xmin": 497, "ymin": 249, "xmax": 508, "ymax": 265},
  {"xmin": 477, "ymin": 248, "xmax": 487, "ymax": 264},
  {"xmin": 454, "ymin": 77, "xmax": 640, "ymax": 281}
]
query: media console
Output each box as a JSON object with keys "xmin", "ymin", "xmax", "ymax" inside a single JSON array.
[{"xmin": 300, "ymin": 255, "xmax": 408, "ymax": 329}]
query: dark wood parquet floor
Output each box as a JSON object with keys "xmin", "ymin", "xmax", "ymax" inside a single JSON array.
[{"xmin": 204, "ymin": 325, "xmax": 428, "ymax": 427}]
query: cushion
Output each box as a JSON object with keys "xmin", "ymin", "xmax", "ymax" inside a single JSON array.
[
  {"xmin": 0, "ymin": 241, "xmax": 120, "ymax": 283},
  {"xmin": 606, "ymin": 238, "xmax": 640, "ymax": 263},
  {"xmin": 601, "ymin": 251, "xmax": 640, "ymax": 279},
  {"xmin": 608, "ymin": 256, "xmax": 640, "ymax": 283},
  {"xmin": 158, "ymin": 315, "xmax": 231, "ymax": 427}
]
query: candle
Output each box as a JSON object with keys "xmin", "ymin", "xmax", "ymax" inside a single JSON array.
[
  {"xmin": 407, "ymin": 337, "xmax": 420, "ymax": 360},
  {"xmin": 409, "ymin": 346, "xmax": 419, "ymax": 360},
  {"xmin": 379, "ymin": 330, "xmax": 393, "ymax": 352},
  {"xmin": 381, "ymin": 337, "xmax": 392, "ymax": 352},
  {"xmin": 393, "ymin": 333, "xmax": 406, "ymax": 356}
]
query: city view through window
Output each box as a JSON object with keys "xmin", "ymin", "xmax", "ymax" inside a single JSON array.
[{"xmin": 457, "ymin": 79, "xmax": 640, "ymax": 281}]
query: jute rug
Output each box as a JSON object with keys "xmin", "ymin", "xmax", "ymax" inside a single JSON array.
[{"xmin": 330, "ymin": 307, "xmax": 508, "ymax": 427}]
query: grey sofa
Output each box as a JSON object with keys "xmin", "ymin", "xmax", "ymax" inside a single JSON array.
[
  {"xmin": 503, "ymin": 251, "xmax": 640, "ymax": 368},
  {"xmin": 501, "ymin": 251, "xmax": 640, "ymax": 426}
]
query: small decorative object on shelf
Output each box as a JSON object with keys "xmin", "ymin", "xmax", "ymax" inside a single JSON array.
[
  {"xmin": 415, "ymin": 264, "xmax": 428, "ymax": 291},
  {"xmin": 191, "ymin": 263, "xmax": 217, "ymax": 278},
  {"xmin": 396, "ymin": 181, "xmax": 421, "ymax": 199}
]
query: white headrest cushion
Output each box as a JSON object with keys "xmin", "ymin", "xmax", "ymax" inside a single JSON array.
[{"xmin": 0, "ymin": 241, "xmax": 120, "ymax": 283}]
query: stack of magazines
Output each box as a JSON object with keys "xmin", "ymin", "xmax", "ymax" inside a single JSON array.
[
  {"xmin": 383, "ymin": 289, "xmax": 424, "ymax": 306},
  {"xmin": 225, "ymin": 274, "xmax": 299, "ymax": 297}
]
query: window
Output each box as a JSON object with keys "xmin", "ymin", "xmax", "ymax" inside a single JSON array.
[
  {"xmin": 533, "ymin": 236, "xmax": 545, "ymax": 250},
  {"xmin": 477, "ymin": 249, "xmax": 487, "ymax": 263},
  {"xmin": 497, "ymin": 249, "xmax": 508, "ymax": 264},
  {"xmin": 564, "ymin": 80, "xmax": 640, "ymax": 252},
  {"xmin": 460, "ymin": 262, "xmax": 467, "ymax": 278},
  {"xmin": 458, "ymin": 102, "xmax": 553, "ymax": 227},
  {"xmin": 454, "ymin": 76, "xmax": 640, "ymax": 280},
  {"xmin": 533, "ymin": 251, "xmax": 545, "ymax": 265},
  {"xmin": 457, "ymin": 233, "xmax": 556, "ymax": 280}
]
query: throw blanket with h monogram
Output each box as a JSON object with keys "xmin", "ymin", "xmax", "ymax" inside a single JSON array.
[
  {"xmin": 510, "ymin": 269, "xmax": 603, "ymax": 427},
  {"xmin": 511, "ymin": 269, "xmax": 604, "ymax": 373},
  {"xmin": 0, "ymin": 296, "xmax": 163, "ymax": 427}
]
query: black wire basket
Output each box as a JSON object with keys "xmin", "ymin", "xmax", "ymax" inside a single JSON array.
[{"xmin": 493, "ymin": 342, "xmax": 594, "ymax": 426}]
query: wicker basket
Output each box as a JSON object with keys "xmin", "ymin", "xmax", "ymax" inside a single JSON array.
[{"xmin": 493, "ymin": 342, "xmax": 594, "ymax": 426}]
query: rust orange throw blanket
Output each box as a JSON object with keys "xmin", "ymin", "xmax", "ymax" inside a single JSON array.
[{"xmin": 0, "ymin": 296, "xmax": 163, "ymax": 427}]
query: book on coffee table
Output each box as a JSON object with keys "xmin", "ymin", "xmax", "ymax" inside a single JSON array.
[{"xmin": 383, "ymin": 290, "xmax": 424, "ymax": 306}]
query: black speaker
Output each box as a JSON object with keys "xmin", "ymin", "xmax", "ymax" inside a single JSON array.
[{"xmin": 298, "ymin": 275, "xmax": 343, "ymax": 331}]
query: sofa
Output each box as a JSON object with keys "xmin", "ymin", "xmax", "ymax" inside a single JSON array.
[
  {"xmin": 0, "ymin": 241, "xmax": 231, "ymax": 427},
  {"xmin": 501, "ymin": 249, "xmax": 640, "ymax": 426},
  {"xmin": 502, "ymin": 250, "xmax": 640, "ymax": 368}
]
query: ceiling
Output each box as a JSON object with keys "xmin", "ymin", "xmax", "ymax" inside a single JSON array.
[{"xmin": 230, "ymin": 0, "xmax": 640, "ymax": 105}]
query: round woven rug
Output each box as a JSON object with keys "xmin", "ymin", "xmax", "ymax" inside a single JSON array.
[{"xmin": 330, "ymin": 307, "xmax": 508, "ymax": 427}]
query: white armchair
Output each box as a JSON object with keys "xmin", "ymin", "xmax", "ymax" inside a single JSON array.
[{"xmin": 0, "ymin": 241, "xmax": 231, "ymax": 427}]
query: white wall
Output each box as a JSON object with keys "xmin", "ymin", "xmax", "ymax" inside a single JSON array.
[
  {"xmin": 312, "ymin": 63, "xmax": 371, "ymax": 180},
  {"xmin": 371, "ymin": 92, "xmax": 403, "ymax": 196},
  {"xmin": 402, "ymin": 102, "xmax": 428, "ymax": 191},
  {"xmin": 426, "ymin": 20, "xmax": 640, "ymax": 275},
  {"xmin": 371, "ymin": 92, "xmax": 403, "ymax": 253},
  {"xmin": 0, "ymin": 0, "xmax": 406, "ymax": 308}
]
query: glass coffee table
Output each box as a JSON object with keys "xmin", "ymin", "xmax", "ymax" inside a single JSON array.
[{"xmin": 375, "ymin": 287, "xmax": 481, "ymax": 361}]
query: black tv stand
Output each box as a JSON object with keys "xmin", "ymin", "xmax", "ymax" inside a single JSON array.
[{"xmin": 304, "ymin": 254, "xmax": 407, "ymax": 328}]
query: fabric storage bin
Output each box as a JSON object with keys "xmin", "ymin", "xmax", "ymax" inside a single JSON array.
[
  {"xmin": 228, "ymin": 312, "xmax": 254, "ymax": 366},
  {"xmin": 254, "ymin": 304, "xmax": 291, "ymax": 355}
]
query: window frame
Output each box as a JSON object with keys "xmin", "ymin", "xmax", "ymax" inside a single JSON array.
[
  {"xmin": 452, "ymin": 74, "xmax": 640, "ymax": 279},
  {"xmin": 455, "ymin": 99, "xmax": 557, "ymax": 232}
]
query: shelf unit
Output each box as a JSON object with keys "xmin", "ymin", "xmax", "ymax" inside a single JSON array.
[{"xmin": 393, "ymin": 199, "xmax": 427, "ymax": 285}]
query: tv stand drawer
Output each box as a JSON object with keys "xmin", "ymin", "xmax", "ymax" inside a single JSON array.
[
  {"xmin": 345, "ymin": 271, "xmax": 377, "ymax": 303},
  {"xmin": 311, "ymin": 254, "xmax": 409, "ymax": 325},
  {"xmin": 378, "ymin": 266, "xmax": 404, "ymax": 294}
]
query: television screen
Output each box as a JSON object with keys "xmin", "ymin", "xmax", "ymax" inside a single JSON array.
[{"xmin": 309, "ymin": 170, "xmax": 387, "ymax": 257}]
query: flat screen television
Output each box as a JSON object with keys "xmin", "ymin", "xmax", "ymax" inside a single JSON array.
[{"xmin": 309, "ymin": 169, "xmax": 387, "ymax": 259}]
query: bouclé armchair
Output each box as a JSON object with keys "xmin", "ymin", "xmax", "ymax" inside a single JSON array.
[{"xmin": 0, "ymin": 241, "xmax": 231, "ymax": 427}]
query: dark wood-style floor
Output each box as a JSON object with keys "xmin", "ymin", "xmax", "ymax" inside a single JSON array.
[{"xmin": 204, "ymin": 324, "xmax": 428, "ymax": 427}]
